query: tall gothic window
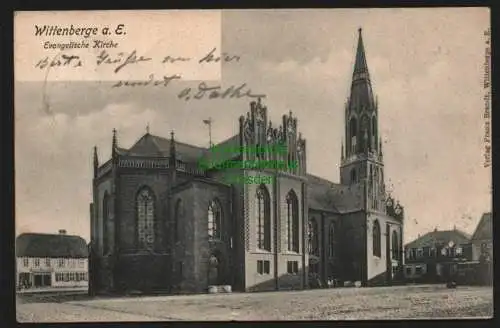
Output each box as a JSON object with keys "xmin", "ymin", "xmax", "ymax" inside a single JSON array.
[
  {"xmin": 174, "ymin": 199, "xmax": 182, "ymax": 242},
  {"xmin": 372, "ymin": 220, "xmax": 381, "ymax": 257},
  {"xmin": 308, "ymin": 219, "xmax": 319, "ymax": 256},
  {"xmin": 137, "ymin": 187, "xmax": 155, "ymax": 250},
  {"xmin": 350, "ymin": 117, "xmax": 357, "ymax": 154},
  {"xmin": 208, "ymin": 199, "xmax": 222, "ymax": 240},
  {"xmin": 286, "ymin": 190, "xmax": 299, "ymax": 252},
  {"xmin": 102, "ymin": 192, "xmax": 110, "ymax": 254},
  {"xmin": 361, "ymin": 116, "xmax": 369, "ymax": 153},
  {"xmin": 392, "ymin": 230, "xmax": 399, "ymax": 260},
  {"xmin": 256, "ymin": 185, "xmax": 271, "ymax": 251},
  {"xmin": 328, "ymin": 222, "xmax": 336, "ymax": 258}
]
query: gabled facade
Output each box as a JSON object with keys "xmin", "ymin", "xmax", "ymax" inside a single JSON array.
[
  {"xmin": 471, "ymin": 212, "xmax": 493, "ymax": 262},
  {"xmin": 89, "ymin": 29, "xmax": 405, "ymax": 295}
]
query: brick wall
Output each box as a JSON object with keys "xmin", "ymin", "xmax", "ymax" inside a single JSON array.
[
  {"xmin": 117, "ymin": 253, "xmax": 171, "ymax": 292},
  {"xmin": 190, "ymin": 181, "xmax": 231, "ymax": 293},
  {"xmin": 338, "ymin": 211, "xmax": 366, "ymax": 282},
  {"xmin": 171, "ymin": 187, "xmax": 193, "ymax": 292},
  {"xmin": 96, "ymin": 179, "xmax": 112, "ymax": 255}
]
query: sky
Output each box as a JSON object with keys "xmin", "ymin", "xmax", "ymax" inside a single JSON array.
[{"xmin": 14, "ymin": 8, "xmax": 491, "ymax": 244}]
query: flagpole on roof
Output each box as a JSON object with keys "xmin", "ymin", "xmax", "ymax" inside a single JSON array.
[{"xmin": 203, "ymin": 117, "xmax": 213, "ymax": 148}]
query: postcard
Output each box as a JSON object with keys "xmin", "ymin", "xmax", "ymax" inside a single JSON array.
[{"xmin": 14, "ymin": 8, "xmax": 492, "ymax": 322}]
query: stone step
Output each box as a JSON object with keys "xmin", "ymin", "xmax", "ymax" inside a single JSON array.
[{"xmin": 208, "ymin": 285, "xmax": 232, "ymax": 294}]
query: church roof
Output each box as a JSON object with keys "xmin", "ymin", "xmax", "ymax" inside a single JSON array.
[
  {"xmin": 125, "ymin": 133, "xmax": 208, "ymax": 162},
  {"xmin": 307, "ymin": 174, "xmax": 364, "ymax": 213},
  {"xmin": 201, "ymin": 134, "xmax": 241, "ymax": 163},
  {"xmin": 16, "ymin": 232, "xmax": 88, "ymax": 258},
  {"xmin": 471, "ymin": 212, "xmax": 492, "ymax": 241},
  {"xmin": 404, "ymin": 229, "xmax": 471, "ymax": 249}
]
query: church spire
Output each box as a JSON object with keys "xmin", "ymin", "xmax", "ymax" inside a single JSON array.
[
  {"xmin": 348, "ymin": 28, "xmax": 375, "ymax": 111},
  {"xmin": 344, "ymin": 28, "xmax": 377, "ymax": 158},
  {"xmin": 353, "ymin": 27, "xmax": 370, "ymax": 82},
  {"xmin": 341, "ymin": 28, "xmax": 383, "ymax": 189}
]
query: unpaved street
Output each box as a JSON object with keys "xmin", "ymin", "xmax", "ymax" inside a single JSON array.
[{"xmin": 17, "ymin": 285, "xmax": 493, "ymax": 322}]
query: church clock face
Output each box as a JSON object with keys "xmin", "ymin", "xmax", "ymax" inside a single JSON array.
[{"xmin": 395, "ymin": 206, "xmax": 402, "ymax": 215}]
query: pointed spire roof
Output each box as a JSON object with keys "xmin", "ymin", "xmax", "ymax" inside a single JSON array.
[
  {"xmin": 348, "ymin": 28, "xmax": 375, "ymax": 112},
  {"xmin": 353, "ymin": 28, "xmax": 370, "ymax": 80}
]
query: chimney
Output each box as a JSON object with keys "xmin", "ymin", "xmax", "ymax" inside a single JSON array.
[
  {"xmin": 58, "ymin": 229, "xmax": 67, "ymax": 235},
  {"xmin": 434, "ymin": 227, "xmax": 438, "ymax": 232}
]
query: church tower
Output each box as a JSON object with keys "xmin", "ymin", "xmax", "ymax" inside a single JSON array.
[{"xmin": 340, "ymin": 28, "xmax": 386, "ymax": 212}]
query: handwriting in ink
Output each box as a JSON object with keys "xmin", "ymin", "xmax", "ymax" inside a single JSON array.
[
  {"xmin": 35, "ymin": 54, "xmax": 83, "ymax": 69},
  {"xmin": 162, "ymin": 55, "xmax": 191, "ymax": 64},
  {"xmin": 111, "ymin": 74, "xmax": 182, "ymax": 88},
  {"xmin": 96, "ymin": 50, "xmax": 152, "ymax": 74},
  {"xmin": 198, "ymin": 47, "xmax": 241, "ymax": 64},
  {"xmin": 178, "ymin": 82, "xmax": 265, "ymax": 101}
]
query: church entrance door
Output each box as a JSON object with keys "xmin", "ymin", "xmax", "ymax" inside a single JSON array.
[{"xmin": 208, "ymin": 254, "xmax": 220, "ymax": 286}]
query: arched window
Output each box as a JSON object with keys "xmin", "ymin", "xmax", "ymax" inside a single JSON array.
[
  {"xmin": 372, "ymin": 116, "xmax": 377, "ymax": 147},
  {"xmin": 350, "ymin": 168, "xmax": 357, "ymax": 183},
  {"xmin": 256, "ymin": 185, "xmax": 271, "ymax": 251},
  {"xmin": 328, "ymin": 222, "xmax": 336, "ymax": 258},
  {"xmin": 350, "ymin": 117, "xmax": 357, "ymax": 138},
  {"xmin": 136, "ymin": 187, "xmax": 155, "ymax": 250},
  {"xmin": 102, "ymin": 192, "xmax": 110, "ymax": 255},
  {"xmin": 372, "ymin": 220, "xmax": 381, "ymax": 257},
  {"xmin": 392, "ymin": 230, "xmax": 399, "ymax": 259},
  {"xmin": 286, "ymin": 190, "xmax": 299, "ymax": 252},
  {"xmin": 308, "ymin": 219, "xmax": 319, "ymax": 256},
  {"xmin": 208, "ymin": 199, "xmax": 222, "ymax": 240},
  {"xmin": 350, "ymin": 117, "xmax": 357, "ymax": 153},
  {"xmin": 174, "ymin": 199, "xmax": 182, "ymax": 242},
  {"xmin": 360, "ymin": 116, "xmax": 370, "ymax": 152}
]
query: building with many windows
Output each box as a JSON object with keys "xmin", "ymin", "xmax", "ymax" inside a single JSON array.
[
  {"xmin": 89, "ymin": 29, "xmax": 405, "ymax": 295},
  {"xmin": 16, "ymin": 230, "xmax": 89, "ymax": 290},
  {"xmin": 403, "ymin": 228, "xmax": 472, "ymax": 283}
]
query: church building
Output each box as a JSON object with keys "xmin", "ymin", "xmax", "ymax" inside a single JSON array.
[{"xmin": 89, "ymin": 29, "xmax": 405, "ymax": 295}]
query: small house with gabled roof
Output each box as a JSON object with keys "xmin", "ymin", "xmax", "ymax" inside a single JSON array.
[{"xmin": 16, "ymin": 230, "xmax": 89, "ymax": 290}]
